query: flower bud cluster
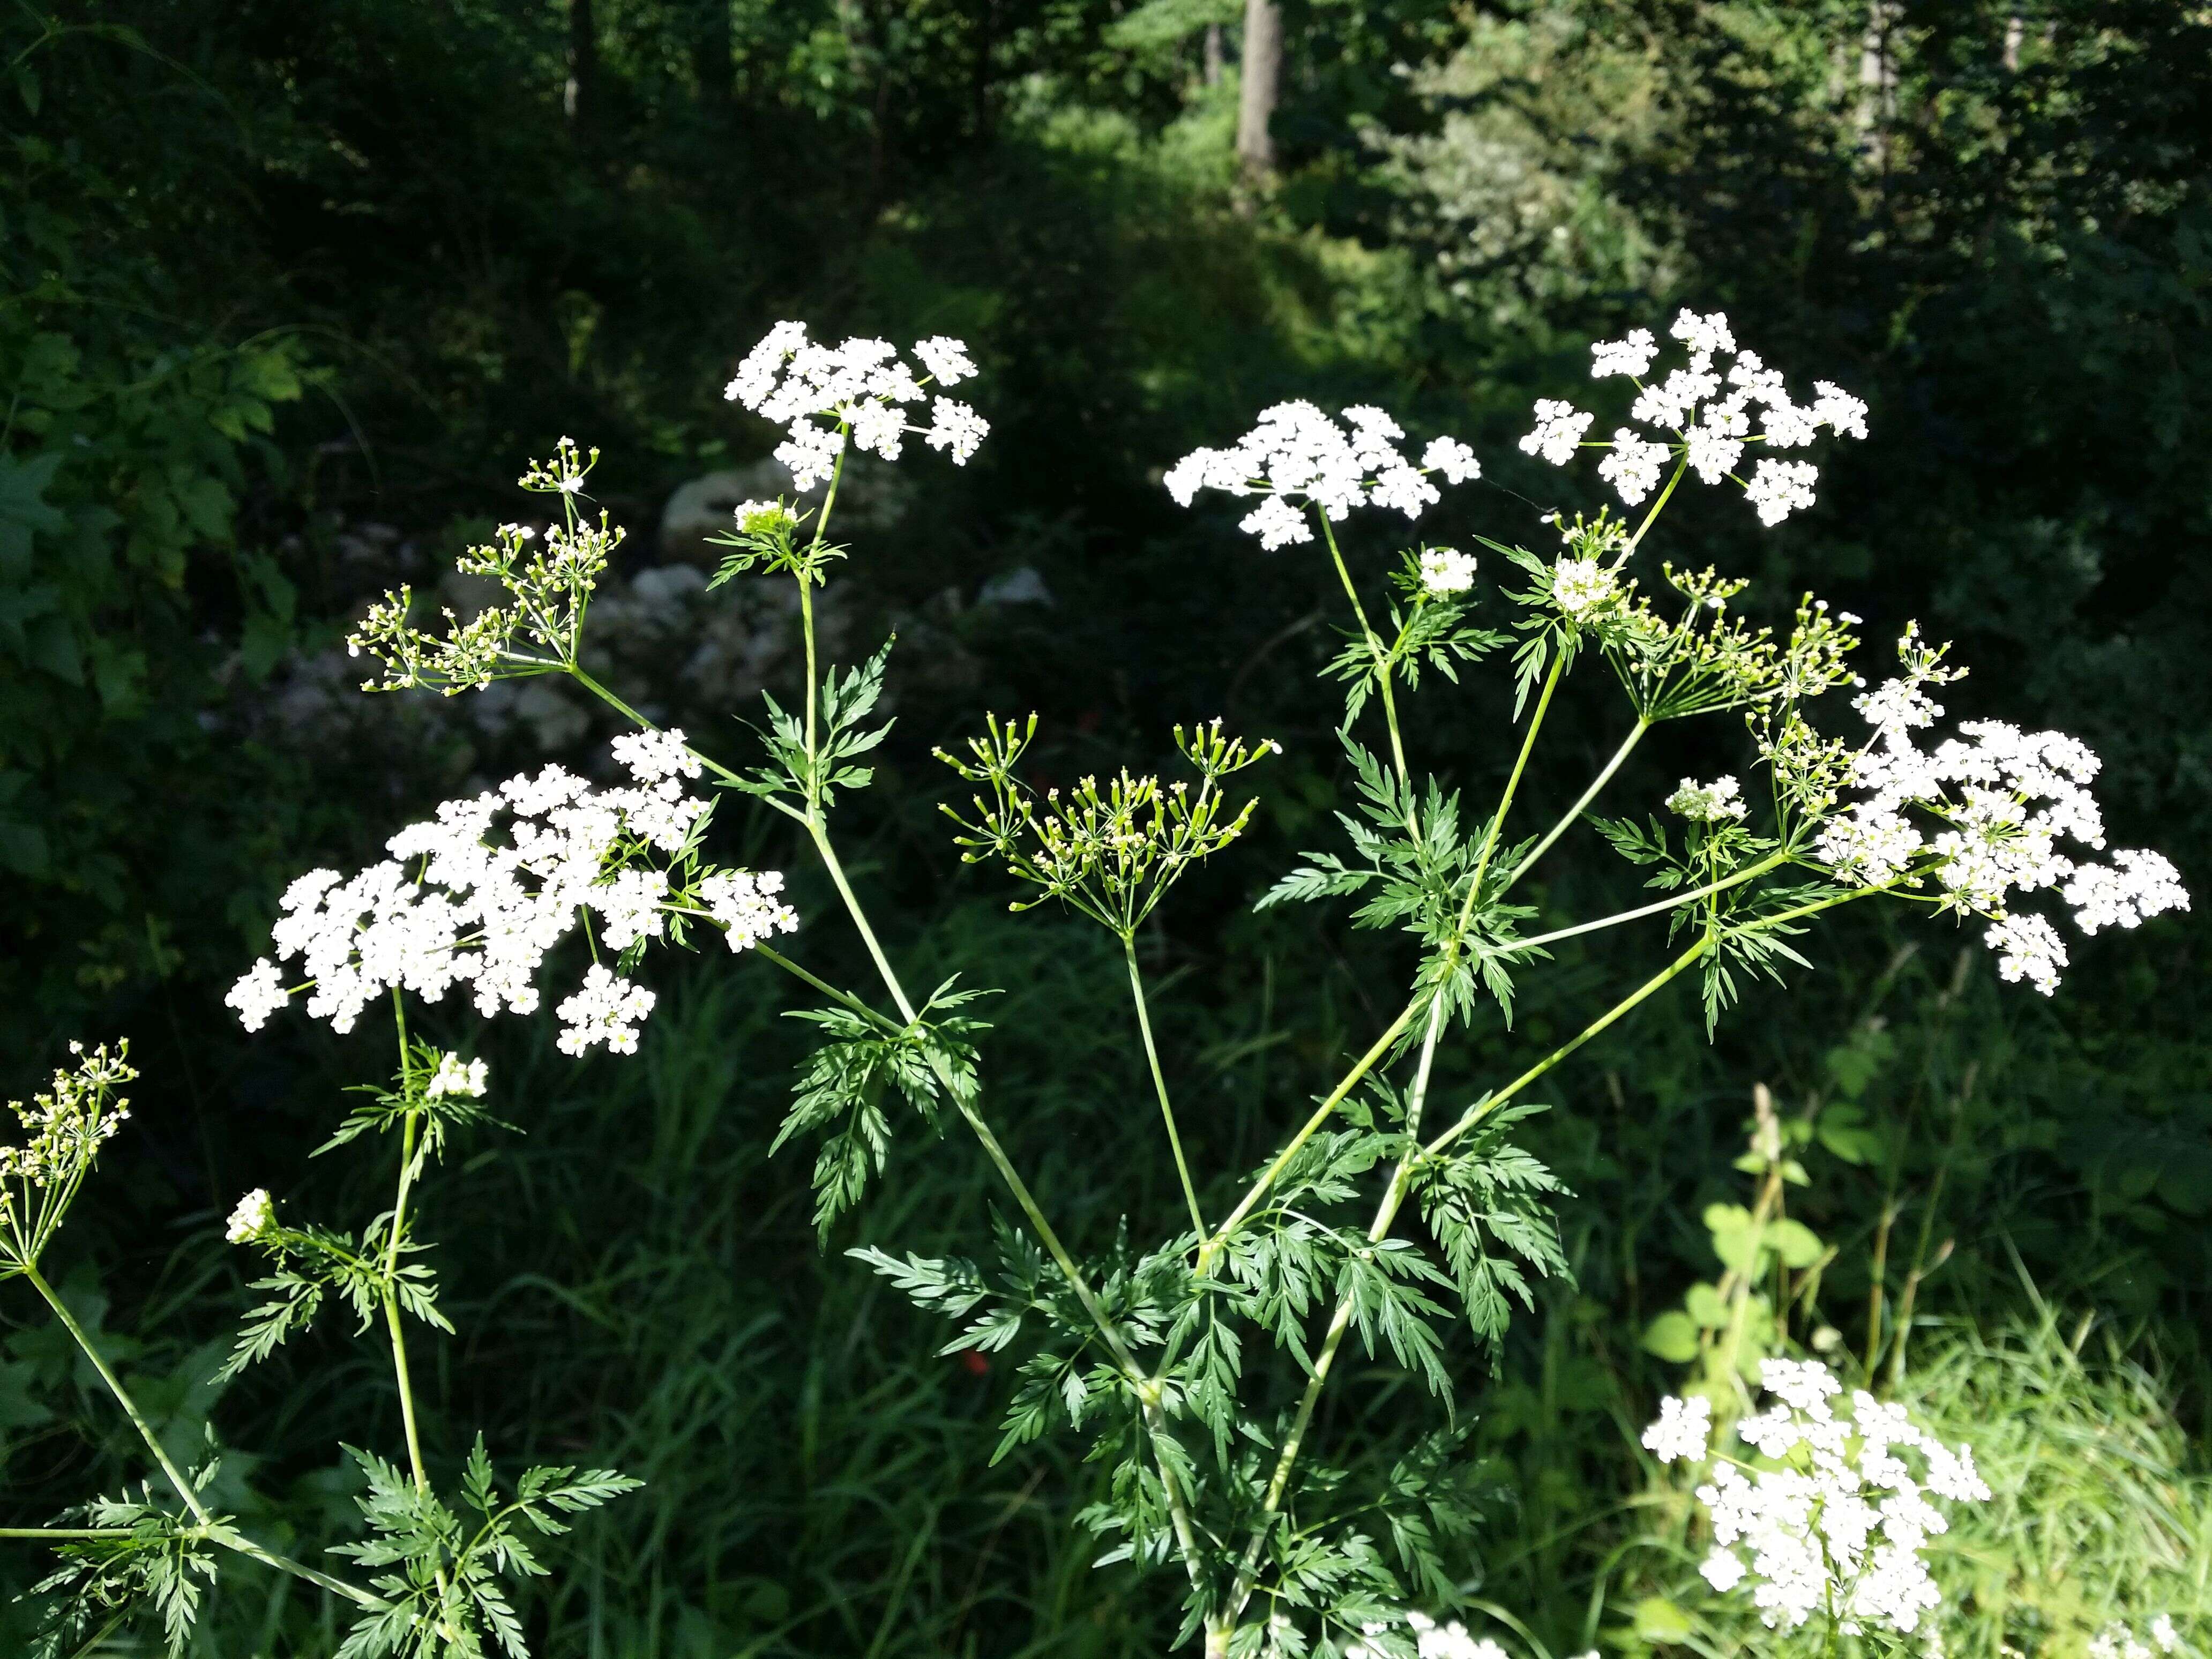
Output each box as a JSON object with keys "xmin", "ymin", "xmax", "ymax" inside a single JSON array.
[
  {"xmin": 1812, "ymin": 627, "xmax": 2189, "ymax": 992},
  {"xmin": 1163, "ymin": 401, "xmax": 1479, "ymax": 550},
  {"xmin": 4, "ymin": 1041, "xmax": 136, "ymax": 1267},
  {"xmin": 724, "ymin": 323, "xmax": 988, "ymax": 490},
  {"xmin": 227, "ymin": 734, "xmax": 794, "ymax": 1053},
  {"xmin": 226, "ymin": 1187, "xmax": 275, "ymax": 1245},
  {"xmin": 1529, "ymin": 309, "xmax": 1869, "ymax": 525},
  {"xmin": 3, "ymin": 1042, "xmax": 136, "ymax": 1201},
  {"xmin": 1668, "ymin": 775, "xmax": 1748, "ymax": 823},
  {"xmin": 1645, "ymin": 1358, "xmax": 1991, "ymax": 1637},
  {"xmin": 1418, "ymin": 545, "xmax": 1477, "ymax": 596}
]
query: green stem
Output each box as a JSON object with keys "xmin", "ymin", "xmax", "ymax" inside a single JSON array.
[
  {"xmin": 753, "ymin": 943, "xmax": 902, "ymax": 1034},
  {"xmin": 382, "ymin": 1112, "xmax": 434, "ymax": 1498},
  {"xmin": 23, "ymin": 1267, "xmax": 387, "ymax": 1610},
  {"xmin": 801, "ymin": 574, "xmax": 820, "ymax": 791},
  {"xmin": 1626, "ymin": 456, "xmax": 1688, "ymax": 551},
  {"xmin": 1503, "ymin": 851, "xmax": 1790, "ymax": 958},
  {"xmin": 1195, "ymin": 998, "xmax": 1422, "ymax": 1274},
  {"xmin": 1496, "ymin": 718, "xmax": 1649, "ymax": 898},
  {"xmin": 1425, "ymin": 939, "xmax": 1712, "ymax": 1160},
  {"xmin": 1317, "ymin": 511, "xmax": 1416, "ymax": 823},
  {"xmin": 1125, "ymin": 936, "xmax": 1207, "ymax": 1238},
  {"xmin": 27, "ymin": 1266, "xmax": 210, "ymax": 1525},
  {"xmin": 0, "ymin": 1527, "xmax": 134, "ymax": 1541},
  {"xmin": 808, "ymin": 820, "xmax": 920, "ymax": 1024}
]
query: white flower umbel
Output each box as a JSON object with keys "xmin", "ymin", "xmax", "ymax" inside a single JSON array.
[
  {"xmin": 1520, "ymin": 399, "xmax": 1594, "ymax": 466},
  {"xmin": 555, "ymin": 964, "xmax": 656, "ymax": 1057},
  {"xmin": 1559, "ymin": 309, "xmax": 1869, "ymax": 520},
  {"xmin": 426, "ymin": 1053, "xmax": 490, "ymax": 1100},
  {"xmin": 225, "ymin": 1188, "xmax": 275, "ymax": 1245},
  {"xmin": 1811, "ymin": 627, "xmax": 2189, "ymax": 993},
  {"xmin": 230, "ymin": 734, "xmax": 793, "ymax": 1047},
  {"xmin": 1550, "ymin": 556, "xmax": 1617, "ymax": 622},
  {"xmin": 1347, "ymin": 1611, "xmax": 1512, "ymax": 1659},
  {"xmin": 1162, "ymin": 401, "xmax": 1478, "ymax": 549},
  {"xmin": 698, "ymin": 870, "xmax": 801, "ymax": 951},
  {"xmin": 1642, "ymin": 1393, "xmax": 1713, "ymax": 1463},
  {"xmin": 1418, "ymin": 545, "xmax": 1478, "ymax": 596},
  {"xmin": 725, "ymin": 323, "xmax": 990, "ymax": 490},
  {"xmin": 1668, "ymin": 776, "xmax": 1748, "ymax": 823},
  {"xmin": 1654, "ymin": 1358, "xmax": 1991, "ymax": 1638}
]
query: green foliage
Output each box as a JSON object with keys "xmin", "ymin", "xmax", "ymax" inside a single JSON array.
[{"xmin": 330, "ymin": 1440, "xmax": 640, "ymax": 1659}]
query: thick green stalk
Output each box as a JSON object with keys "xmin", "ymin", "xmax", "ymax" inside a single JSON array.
[
  {"xmin": 1223, "ymin": 662, "xmax": 1568, "ymax": 1618},
  {"xmin": 808, "ymin": 821, "xmax": 921, "ymax": 1025},
  {"xmin": 380, "ymin": 1115, "xmax": 433, "ymax": 1496},
  {"xmin": 1126, "ymin": 936, "xmax": 1207, "ymax": 1238}
]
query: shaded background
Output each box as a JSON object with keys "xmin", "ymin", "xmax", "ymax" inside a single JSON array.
[{"xmin": 3, "ymin": 1, "xmax": 2208, "ymax": 1653}]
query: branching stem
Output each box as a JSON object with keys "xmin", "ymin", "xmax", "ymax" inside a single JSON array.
[{"xmin": 22, "ymin": 1266, "xmax": 387, "ymax": 1611}]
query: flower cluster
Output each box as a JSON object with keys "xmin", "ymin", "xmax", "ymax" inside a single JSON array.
[
  {"xmin": 228, "ymin": 734, "xmax": 792, "ymax": 1052},
  {"xmin": 427, "ymin": 1052, "xmax": 490, "ymax": 1100},
  {"xmin": 1163, "ymin": 402, "xmax": 1479, "ymax": 550},
  {"xmin": 1668, "ymin": 775, "xmax": 1748, "ymax": 823},
  {"xmin": 697, "ymin": 870, "xmax": 799, "ymax": 951},
  {"xmin": 1646, "ymin": 1358, "xmax": 1990, "ymax": 1637},
  {"xmin": 3, "ymin": 1041, "xmax": 135, "ymax": 1195},
  {"xmin": 1812, "ymin": 628, "xmax": 2189, "ymax": 992},
  {"xmin": 1641, "ymin": 1393, "xmax": 1714, "ymax": 1462},
  {"xmin": 1418, "ymin": 545, "xmax": 1478, "ymax": 596},
  {"xmin": 226, "ymin": 1187, "xmax": 275, "ymax": 1245},
  {"xmin": 3, "ymin": 1042, "xmax": 137, "ymax": 1268},
  {"xmin": 1525, "ymin": 309, "xmax": 1869, "ymax": 525},
  {"xmin": 2091, "ymin": 1617, "xmax": 2187, "ymax": 1659},
  {"xmin": 348, "ymin": 439, "xmax": 622, "ymax": 694},
  {"xmin": 1347, "ymin": 1611, "xmax": 1514, "ymax": 1659},
  {"xmin": 724, "ymin": 323, "xmax": 987, "ymax": 490}
]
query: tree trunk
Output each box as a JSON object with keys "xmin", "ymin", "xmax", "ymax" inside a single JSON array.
[
  {"xmin": 1203, "ymin": 22, "xmax": 1223, "ymax": 89},
  {"xmin": 565, "ymin": 0, "xmax": 598, "ymax": 130},
  {"xmin": 1235, "ymin": 0, "xmax": 1281, "ymax": 182}
]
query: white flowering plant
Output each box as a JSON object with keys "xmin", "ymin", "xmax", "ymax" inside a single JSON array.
[{"xmin": 3, "ymin": 312, "xmax": 2191, "ymax": 1656}]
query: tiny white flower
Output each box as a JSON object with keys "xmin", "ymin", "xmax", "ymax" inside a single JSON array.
[
  {"xmin": 1418, "ymin": 546, "xmax": 1478, "ymax": 596},
  {"xmin": 226, "ymin": 959, "xmax": 288, "ymax": 1032},
  {"xmin": 912, "ymin": 335, "xmax": 977, "ymax": 385},
  {"xmin": 1596, "ymin": 429, "xmax": 1670, "ymax": 505},
  {"xmin": 1421, "ymin": 435, "xmax": 1481, "ymax": 483},
  {"xmin": 1641, "ymin": 1393, "xmax": 1713, "ymax": 1463},
  {"xmin": 924, "ymin": 397, "xmax": 989, "ymax": 464},
  {"xmin": 1519, "ymin": 399, "xmax": 1594, "ymax": 466},
  {"xmin": 425, "ymin": 1053, "xmax": 490, "ymax": 1100},
  {"xmin": 226, "ymin": 1188, "xmax": 275, "ymax": 1245},
  {"xmin": 1240, "ymin": 495, "xmax": 1310, "ymax": 551},
  {"xmin": 1550, "ymin": 557, "xmax": 1616, "ymax": 621},
  {"xmin": 1590, "ymin": 328, "xmax": 1659, "ymax": 378},
  {"xmin": 1668, "ymin": 776, "xmax": 1747, "ymax": 823},
  {"xmin": 1744, "ymin": 457, "xmax": 1820, "ymax": 526}
]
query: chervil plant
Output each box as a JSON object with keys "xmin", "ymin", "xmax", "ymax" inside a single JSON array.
[{"xmin": 6, "ymin": 315, "xmax": 2188, "ymax": 1655}]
